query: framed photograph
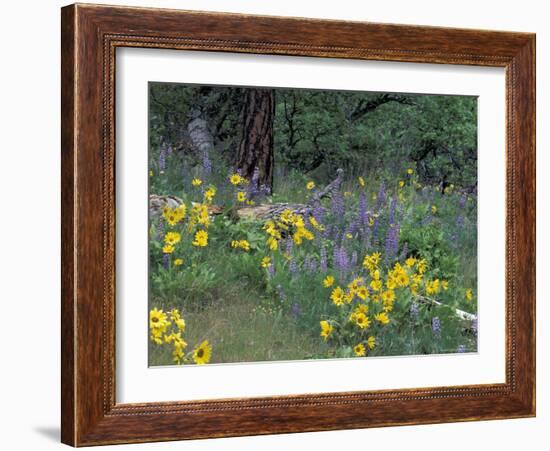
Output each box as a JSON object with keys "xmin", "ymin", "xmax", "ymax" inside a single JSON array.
[{"xmin": 61, "ymin": 3, "xmax": 535, "ymax": 446}]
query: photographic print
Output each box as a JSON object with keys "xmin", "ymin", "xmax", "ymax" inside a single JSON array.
[{"xmin": 147, "ymin": 82, "xmax": 478, "ymax": 366}]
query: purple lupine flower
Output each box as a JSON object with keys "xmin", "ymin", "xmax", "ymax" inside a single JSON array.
[
  {"xmin": 457, "ymin": 344, "xmax": 466, "ymax": 353},
  {"xmin": 331, "ymin": 188, "xmax": 345, "ymax": 218},
  {"xmin": 333, "ymin": 243, "xmax": 340, "ymax": 272},
  {"xmin": 156, "ymin": 219, "xmax": 164, "ymax": 240},
  {"xmin": 320, "ymin": 246, "xmax": 328, "ymax": 273},
  {"xmin": 202, "ymin": 149, "xmax": 212, "ymax": 176},
  {"xmin": 410, "ymin": 302, "xmax": 419, "ymax": 320},
  {"xmin": 388, "ymin": 195, "xmax": 397, "ymax": 225},
  {"xmin": 289, "ymin": 259, "xmax": 298, "ymax": 278},
  {"xmin": 285, "ymin": 236, "xmax": 294, "ymax": 256},
  {"xmin": 455, "ymin": 215, "xmax": 465, "ymax": 229},
  {"xmin": 384, "ymin": 224, "xmax": 400, "ymax": 263},
  {"xmin": 376, "ymin": 182, "xmax": 387, "ymax": 210},
  {"xmin": 312, "ymin": 204, "xmax": 326, "ymax": 224},
  {"xmin": 291, "ymin": 303, "xmax": 301, "ymax": 320},
  {"xmin": 346, "ymin": 221, "xmax": 358, "ymax": 237},
  {"xmin": 334, "ymin": 245, "xmax": 349, "ymax": 274},
  {"xmin": 162, "ymin": 253, "xmax": 170, "ymax": 270},
  {"xmin": 158, "ymin": 144, "xmax": 166, "ymax": 172},
  {"xmin": 304, "ymin": 255, "xmax": 317, "ymax": 273},
  {"xmin": 432, "ymin": 317, "xmax": 442, "ymax": 339}
]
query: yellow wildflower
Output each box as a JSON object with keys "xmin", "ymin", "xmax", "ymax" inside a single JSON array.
[
  {"xmin": 164, "ymin": 231, "xmax": 181, "ymax": 246},
  {"xmin": 466, "ymin": 288, "xmax": 474, "ymax": 301},
  {"xmin": 330, "ymin": 286, "xmax": 345, "ymax": 306},
  {"xmin": 149, "ymin": 308, "xmax": 168, "ymax": 330},
  {"xmin": 293, "ymin": 227, "xmax": 314, "ymax": 245},
  {"xmin": 204, "ymin": 186, "xmax": 217, "ymax": 203},
  {"xmin": 356, "ymin": 285, "xmax": 369, "ymax": 300},
  {"xmin": 354, "ymin": 304, "xmax": 369, "ymax": 315},
  {"xmin": 354, "ymin": 343, "xmax": 366, "ymax": 356},
  {"xmin": 323, "ymin": 275, "xmax": 335, "ymax": 288},
  {"xmin": 309, "ymin": 216, "xmax": 325, "ymax": 231},
  {"xmin": 237, "ymin": 191, "xmax": 246, "ymax": 202},
  {"xmin": 374, "ymin": 312, "xmax": 390, "ymax": 325},
  {"xmin": 396, "ymin": 272, "xmax": 410, "ymax": 287},
  {"xmin": 320, "ymin": 320, "xmax": 333, "ymax": 340},
  {"xmin": 162, "ymin": 244, "xmax": 175, "ymax": 254},
  {"xmin": 358, "ymin": 176, "xmax": 366, "ymax": 187},
  {"xmin": 370, "ymin": 279, "xmax": 382, "ymax": 292},
  {"xmin": 192, "ymin": 230, "xmax": 208, "ymax": 247},
  {"xmin": 174, "ymin": 258, "xmax": 183, "ymax": 266},
  {"xmin": 405, "ymin": 257, "xmax": 417, "ymax": 268},
  {"xmin": 267, "ymin": 236, "xmax": 279, "ymax": 250},
  {"xmin": 417, "ymin": 259, "xmax": 428, "ymax": 274},
  {"xmin": 229, "ymin": 174, "xmax": 242, "ymax": 185},
  {"xmin": 306, "ymin": 181, "xmax": 315, "ymax": 190},
  {"xmin": 193, "ymin": 340, "xmax": 212, "ymax": 365},
  {"xmin": 367, "ymin": 336, "xmax": 376, "ymax": 350},
  {"xmin": 407, "ymin": 168, "xmax": 414, "ymax": 175},
  {"xmin": 260, "ymin": 256, "xmax": 271, "ymax": 268},
  {"xmin": 351, "ymin": 312, "xmax": 370, "ymax": 329},
  {"xmin": 426, "ymin": 279, "xmax": 441, "ymax": 295},
  {"xmin": 431, "ymin": 205, "xmax": 438, "ymax": 214},
  {"xmin": 442, "ymin": 280, "xmax": 449, "ymax": 290},
  {"xmin": 192, "ymin": 178, "xmax": 202, "ymax": 186},
  {"xmin": 399, "ymin": 180, "xmax": 405, "ymax": 188}
]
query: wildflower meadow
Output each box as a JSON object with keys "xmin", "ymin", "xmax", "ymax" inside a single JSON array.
[{"xmin": 148, "ymin": 83, "xmax": 478, "ymax": 366}]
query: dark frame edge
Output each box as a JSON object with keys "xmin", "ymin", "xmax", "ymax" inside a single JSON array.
[{"xmin": 61, "ymin": 3, "xmax": 77, "ymax": 447}]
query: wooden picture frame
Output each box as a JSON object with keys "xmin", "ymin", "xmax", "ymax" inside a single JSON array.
[{"xmin": 61, "ymin": 3, "xmax": 536, "ymax": 446}]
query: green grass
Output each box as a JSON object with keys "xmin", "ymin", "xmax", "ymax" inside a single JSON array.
[{"xmin": 149, "ymin": 283, "xmax": 329, "ymax": 365}]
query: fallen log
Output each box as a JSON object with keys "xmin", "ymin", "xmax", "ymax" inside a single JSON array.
[
  {"xmin": 150, "ymin": 169, "xmax": 345, "ymax": 220},
  {"xmin": 415, "ymin": 294, "xmax": 477, "ymax": 322}
]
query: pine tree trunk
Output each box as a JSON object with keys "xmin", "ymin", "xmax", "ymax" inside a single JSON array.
[{"xmin": 236, "ymin": 88, "xmax": 275, "ymax": 191}]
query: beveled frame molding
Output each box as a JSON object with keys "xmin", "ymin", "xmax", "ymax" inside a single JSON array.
[{"xmin": 61, "ymin": 3, "xmax": 535, "ymax": 446}]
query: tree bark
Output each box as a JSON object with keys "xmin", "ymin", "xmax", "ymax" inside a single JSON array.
[
  {"xmin": 187, "ymin": 107, "xmax": 214, "ymax": 158},
  {"xmin": 235, "ymin": 88, "xmax": 275, "ymax": 191}
]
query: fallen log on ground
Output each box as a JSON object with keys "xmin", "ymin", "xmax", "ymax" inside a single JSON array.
[{"xmin": 150, "ymin": 168, "xmax": 345, "ymax": 220}]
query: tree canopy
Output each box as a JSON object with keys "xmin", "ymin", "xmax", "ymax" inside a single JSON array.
[{"xmin": 149, "ymin": 83, "xmax": 477, "ymax": 191}]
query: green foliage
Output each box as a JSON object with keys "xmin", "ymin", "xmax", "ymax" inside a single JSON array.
[{"xmin": 149, "ymin": 83, "xmax": 477, "ymax": 190}]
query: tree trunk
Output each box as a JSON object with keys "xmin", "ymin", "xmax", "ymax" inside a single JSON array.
[
  {"xmin": 187, "ymin": 107, "xmax": 214, "ymax": 158},
  {"xmin": 236, "ymin": 88, "xmax": 275, "ymax": 191}
]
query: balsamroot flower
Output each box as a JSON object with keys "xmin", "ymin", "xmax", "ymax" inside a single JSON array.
[{"xmin": 193, "ymin": 340, "xmax": 212, "ymax": 365}]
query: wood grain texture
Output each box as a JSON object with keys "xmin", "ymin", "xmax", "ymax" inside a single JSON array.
[{"xmin": 61, "ymin": 3, "xmax": 536, "ymax": 446}]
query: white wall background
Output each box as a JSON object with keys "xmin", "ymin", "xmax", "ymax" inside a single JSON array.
[{"xmin": 0, "ymin": 0, "xmax": 546, "ymax": 449}]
